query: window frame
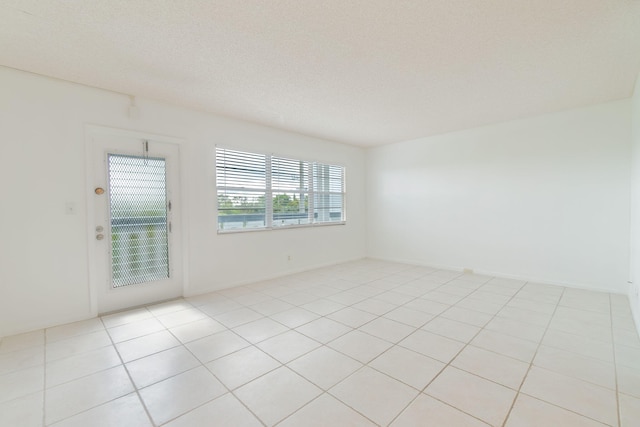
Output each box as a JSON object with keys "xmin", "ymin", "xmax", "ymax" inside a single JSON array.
[{"xmin": 215, "ymin": 146, "xmax": 346, "ymax": 233}]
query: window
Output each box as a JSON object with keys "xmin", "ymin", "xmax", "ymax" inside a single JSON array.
[
  {"xmin": 271, "ymin": 155, "xmax": 311, "ymax": 227},
  {"xmin": 312, "ymin": 162, "xmax": 345, "ymax": 224},
  {"xmin": 216, "ymin": 148, "xmax": 267, "ymax": 230},
  {"xmin": 216, "ymin": 147, "xmax": 345, "ymax": 232}
]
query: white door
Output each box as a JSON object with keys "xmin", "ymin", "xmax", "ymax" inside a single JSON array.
[{"xmin": 89, "ymin": 131, "xmax": 183, "ymax": 314}]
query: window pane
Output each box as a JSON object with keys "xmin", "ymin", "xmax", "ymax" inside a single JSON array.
[
  {"xmin": 216, "ymin": 148, "xmax": 267, "ymax": 231},
  {"xmin": 216, "ymin": 148, "xmax": 266, "ymax": 189},
  {"xmin": 313, "ymin": 163, "xmax": 344, "ymax": 193},
  {"xmin": 217, "ymin": 190, "xmax": 266, "ymax": 230},
  {"xmin": 272, "ymin": 156, "xmax": 309, "ymax": 191},
  {"xmin": 313, "ymin": 192, "xmax": 344, "ymax": 223},
  {"xmin": 272, "ymin": 156, "xmax": 311, "ymax": 227},
  {"xmin": 272, "ymin": 191, "xmax": 310, "ymax": 227},
  {"xmin": 313, "ymin": 162, "xmax": 345, "ymax": 223}
]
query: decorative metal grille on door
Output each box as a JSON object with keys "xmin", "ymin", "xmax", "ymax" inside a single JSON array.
[{"xmin": 108, "ymin": 154, "xmax": 170, "ymax": 287}]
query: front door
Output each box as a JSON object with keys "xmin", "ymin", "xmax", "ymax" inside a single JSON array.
[{"xmin": 89, "ymin": 130, "xmax": 183, "ymax": 314}]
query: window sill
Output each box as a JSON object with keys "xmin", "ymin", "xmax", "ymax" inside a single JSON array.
[{"xmin": 217, "ymin": 221, "xmax": 346, "ymax": 234}]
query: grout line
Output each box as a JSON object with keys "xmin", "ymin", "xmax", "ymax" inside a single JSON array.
[
  {"xmin": 371, "ymin": 273, "xmax": 503, "ymax": 426},
  {"xmin": 39, "ymin": 318, "xmax": 164, "ymax": 426},
  {"xmin": 610, "ymin": 294, "xmax": 622, "ymax": 427},
  {"xmin": 105, "ymin": 304, "xmax": 268, "ymax": 426},
  {"xmin": 42, "ymin": 330, "xmax": 48, "ymax": 427},
  {"xmin": 99, "ymin": 315, "xmax": 157, "ymax": 427},
  {"xmin": 156, "ymin": 313, "xmax": 269, "ymax": 427},
  {"xmin": 233, "ymin": 271, "xmax": 619, "ymax": 426},
  {"xmin": 20, "ymin": 261, "xmax": 630, "ymax": 427},
  {"xmin": 388, "ymin": 275, "xmax": 527, "ymax": 426},
  {"xmin": 273, "ymin": 391, "xmax": 380, "ymax": 426},
  {"xmin": 500, "ymin": 285, "xmax": 564, "ymax": 427},
  {"xmin": 500, "ymin": 288, "xmax": 619, "ymax": 427},
  {"xmin": 237, "ymin": 265, "xmax": 457, "ymax": 426}
]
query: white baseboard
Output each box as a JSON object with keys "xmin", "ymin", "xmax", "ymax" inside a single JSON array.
[
  {"xmin": 184, "ymin": 256, "xmax": 367, "ymax": 297},
  {"xmin": 0, "ymin": 311, "xmax": 95, "ymax": 341},
  {"xmin": 366, "ymin": 255, "xmax": 627, "ymax": 295},
  {"xmin": 5, "ymin": 255, "xmax": 633, "ymax": 340},
  {"xmin": 629, "ymin": 284, "xmax": 640, "ymax": 337}
]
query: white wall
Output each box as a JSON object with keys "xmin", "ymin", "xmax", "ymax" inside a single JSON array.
[
  {"xmin": 1, "ymin": 64, "xmax": 634, "ymax": 339},
  {"xmin": 0, "ymin": 67, "xmax": 366, "ymax": 338},
  {"xmin": 367, "ymin": 100, "xmax": 631, "ymax": 293},
  {"xmin": 630, "ymin": 73, "xmax": 640, "ymax": 332}
]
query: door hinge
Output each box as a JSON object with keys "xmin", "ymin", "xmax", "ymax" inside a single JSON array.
[{"xmin": 168, "ymin": 200, "xmax": 172, "ymax": 211}]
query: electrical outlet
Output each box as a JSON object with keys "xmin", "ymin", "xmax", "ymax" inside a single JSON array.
[{"xmin": 287, "ymin": 255, "xmax": 291, "ymax": 262}]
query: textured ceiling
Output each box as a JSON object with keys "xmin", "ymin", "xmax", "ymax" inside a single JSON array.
[{"xmin": 1, "ymin": 1, "xmax": 639, "ymax": 146}]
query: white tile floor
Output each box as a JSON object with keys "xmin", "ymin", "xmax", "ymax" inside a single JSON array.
[{"xmin": 1, "ymin": 259, "xmax": 640, "ymax": 426}]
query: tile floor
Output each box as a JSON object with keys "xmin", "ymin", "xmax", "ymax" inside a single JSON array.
[{"xmin": 1, "ymin": 259, "xmax": 640, "ymax": 426}]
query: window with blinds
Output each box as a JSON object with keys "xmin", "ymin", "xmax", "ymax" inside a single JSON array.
[
  {"xmin": 215, "ymin": 148, "xmax": 267, "ymax": 231},
  {"xmin": 271, "ymin": 155, "xmax": 311, "ymax": 227},
  {"xmin": 216, "ymin": 147, "xmax": 346, "ymax": 232},
  {"xmin": 313, "ymin": 163, "xmax": 345, "ymax": 224}
]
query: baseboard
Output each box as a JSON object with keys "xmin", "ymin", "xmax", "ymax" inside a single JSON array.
[
  {"xmin": 5, "ymin": 254, "xmax": 629, "ymax": 340},
  {"xmin": 366, "ymin": 255, "xmax": 627, "ymax": 295},
  {"xmin": 629, "ymin": 284, "xmax": 640, "ymax": 337},
  {"xmin": 1, "ymin": 256, "xmax": 367, "ymax": 340},
  {"xmin": 0, "ymin": 311, "xmax": 95, "ymax": 341},
  {"xmin": 632, "ymin": 306, "xmax": 640, "ymax": 337},
  {"xmin": 184, "ymin": 255, "xmax": 367, "ymax": 297}
]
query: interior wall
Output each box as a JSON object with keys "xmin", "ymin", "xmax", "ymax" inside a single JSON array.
[
  {"xmin": 366, "ymin": 100, "xmax": 632, "ymax": 293},
  {"xmin": 630, "ymin": 72, "xmax": 640, "ymax": 332},
  {"xmin": 0, "ymin": 67, "xmax": 366, "ymax": 338}
]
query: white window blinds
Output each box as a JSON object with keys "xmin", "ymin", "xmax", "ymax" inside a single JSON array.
[
  {"xmin": 271, "ymin": 156, "xmax": 311, "ymax": 227},
  {"xmin": 216, "ymin": 148, "xmax": 267, "ymax": 231},
  {"xmin": 313, "ymin": 163, "xmax": 345, "ymax": 224},
  {"xmin": 216, "ymin": 147, "xmax": 345, "ymax": 232}
]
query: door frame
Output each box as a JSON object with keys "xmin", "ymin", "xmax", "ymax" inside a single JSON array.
[{"xmin": 85, "ymin": 125, "xmax": 190, "ymax": 316}]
